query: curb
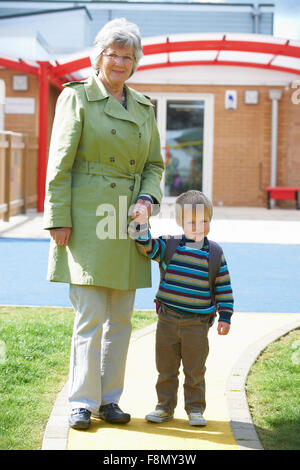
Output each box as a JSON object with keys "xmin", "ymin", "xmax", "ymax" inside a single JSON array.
[
  {"xmin": 226, "ymin": 318, "xmax": 300, "ymax": 451},
  {"xmin": 41, "ymin": 323, "xmax": 157, "ymax": 450},
  {"xmin": 42, "ymin": 382, "xmax": 69, "ymax": 450}
]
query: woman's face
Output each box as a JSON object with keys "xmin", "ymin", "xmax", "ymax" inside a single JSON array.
[{"xmin": 97, "ymin": 42, "xmax": 135, "ymax": 89}]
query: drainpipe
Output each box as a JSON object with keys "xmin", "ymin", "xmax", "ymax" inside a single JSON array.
[
  {"xmin": 252, "ymin": 6, "xmax": 261, "ymax": 34},
  {"xmin": 268, "ymin": 89, "xmax": 282, "ymax": 206},
  {"xmin": 0, "ymin": 79, "xmax": 5, "ymax": 131}
]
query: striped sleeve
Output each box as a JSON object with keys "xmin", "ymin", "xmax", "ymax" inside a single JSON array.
[
  {"xmin": 135, "ymin": 230, "xmax": 166, "ymax": 263},
  {"xmin": 215, "ymin": 254, "xmax": 234, "ymax": 323}
]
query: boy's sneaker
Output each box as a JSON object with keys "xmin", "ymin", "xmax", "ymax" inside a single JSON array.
[
  {"xmin": 145, "ymin": 409, "xmax": 173, "ymax": 423},
  {"xmin": 188, "ymin": 412, "xmax": 207, "ymax": 426}
]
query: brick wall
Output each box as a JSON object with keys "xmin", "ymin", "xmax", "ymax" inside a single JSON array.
[
  {"xmin": 286, "ymin": 88, "xmax": 300, "ymax": 187},
  {"xmin": 0, "ymin": 69, "xmax": 60, "ymax": 143},
  {"xmin": 0, "ymin": 69, "xmax": 60, "ymax": 215},
  {"xmin": 1, "ymin": 69, "xmax": 39, "ymax": 136},
  {"xmin": 131, "ymin": 82, "xmax": 298, "ymax": 208}
]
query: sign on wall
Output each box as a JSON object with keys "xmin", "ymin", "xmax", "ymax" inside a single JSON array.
[
  {"xmin": 225, "ymin": 90, "xmax": 237, "ymax": 110},
  {"xmin": 5, "ymin": 97, "xmax": 35, "ymax": 114}
]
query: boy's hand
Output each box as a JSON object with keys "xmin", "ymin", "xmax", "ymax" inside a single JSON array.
[{"xmin": 217, "ymin": 321, "xmax": 230, "ymax": 335}]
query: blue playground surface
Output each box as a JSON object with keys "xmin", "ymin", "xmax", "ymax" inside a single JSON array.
[{"xmin": 0, "ymin": 237, "xmax": 299, "ymax": 313}]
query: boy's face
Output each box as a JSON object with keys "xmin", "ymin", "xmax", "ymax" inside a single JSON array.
[{"xmin": 181, "ymin": 208, "xmax": 211, "ymax": 241}]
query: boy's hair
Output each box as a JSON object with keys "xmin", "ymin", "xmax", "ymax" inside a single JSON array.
[{"xmin": 175, "ymin": 190, "xmax": 213, "ymax": 225}]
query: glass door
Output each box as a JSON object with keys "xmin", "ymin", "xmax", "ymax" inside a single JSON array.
[
  {"xmin": 146, "ymin": 92, "xmax": 214, "ymax": 201},
  {"xmin": 164, "ymin": 100, "xmax": 204, "ymax": 197}
]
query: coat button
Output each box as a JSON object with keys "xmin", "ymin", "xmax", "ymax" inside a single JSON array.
[
  {"xmin": 109, "ymin": 157, "xmax": 115, "ymax": 163},
  {"xmin": 111, "ymin": 182, "xmax": 116, "ymax": 188},
  {"xmin": 138, "ymin": 132, "xmax": 142, "ymax": 138},
  {"xmin": 129, "ymin": 185, "xmax": 134, "ymax": 191},
  {"xmin": 130, "ymin": 159, "xmax": 135, "ymax": 165},
  {"xmin": 111, "ymin": 129, "xmax": 116, "ymax": 134}
]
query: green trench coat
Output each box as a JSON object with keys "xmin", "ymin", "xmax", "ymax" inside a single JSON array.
[{"xmin": 43, "ymin": 74, "xmax": 164, "ymax": 290}]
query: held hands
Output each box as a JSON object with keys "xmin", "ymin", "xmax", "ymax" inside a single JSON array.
[
  {"xmin": 50, "ymin": 199, "xmax": 152, "ymax": 246},
  {"xmin": 217, "ymin": 321, "xmax": 230, "ymax": 335},
  {"xmin": 50, "ymin": 227, "xmax": 72, "ymax": 246},
  {"xmin": 130, "ymin": 198, "xmax": 152, "ymax": 224}
]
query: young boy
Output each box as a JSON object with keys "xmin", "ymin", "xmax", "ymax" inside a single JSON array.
[{"xmin": 134, "ymin": 190, "xmax": 234, "ymax": 426}]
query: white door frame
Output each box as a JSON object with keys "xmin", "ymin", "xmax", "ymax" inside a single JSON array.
[{"xmin": 146, "ymin": 92, "xmax": 215, "ymax": 201}]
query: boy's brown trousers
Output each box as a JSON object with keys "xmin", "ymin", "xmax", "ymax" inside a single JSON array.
[{"xmin": 155, "ymin": 303, "xmax": 210, "ymax": 414}]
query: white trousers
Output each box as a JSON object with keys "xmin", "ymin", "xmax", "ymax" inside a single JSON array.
[{"xmin": 68, "ymin": 284, "xmax": 136, "ymax": 414}]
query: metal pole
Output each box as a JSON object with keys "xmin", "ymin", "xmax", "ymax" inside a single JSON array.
[
  {"xmin": 252, "ymin": 7, "xmax": 261, "ymax": 34},
  {"xmin": 0, "ymin": 79, "xmax": 5, "ymax": 131},
  {"xmin": 4, "ymin": 133, "xmax": 12, "ymax": 221},
  {"xmin": 37, "ymin": 62, "xmax": 49, "ymax": 213},
  {"xmin": 268, "ymin": 89, "xmax": 282, "ymax": 207},
  {"xmin": 270, "ymin": 99, "xmax": 278, "ymax": 187}
]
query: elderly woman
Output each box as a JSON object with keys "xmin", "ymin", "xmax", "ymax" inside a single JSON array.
[{"xmin": 43, "ymin": 18, "xmax": 164, "ymax": 429}]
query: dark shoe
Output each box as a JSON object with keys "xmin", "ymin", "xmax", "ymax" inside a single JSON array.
[
  {"xmin": 99, "ymin": 403, "xmax": 131, "ymax": 424},
  {"xmin": 69, "ymin": 408, "xmax": 91, "ymax": 429}
]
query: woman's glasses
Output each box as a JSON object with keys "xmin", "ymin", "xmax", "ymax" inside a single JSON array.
[{"xmin": 102, "ymin": 52, "xmax": 134, "ymax": 64}]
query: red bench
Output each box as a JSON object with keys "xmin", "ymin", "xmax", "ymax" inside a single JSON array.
[{"xmin": 266, "ymin": 187, "xmax": 300, "ymax": 210}]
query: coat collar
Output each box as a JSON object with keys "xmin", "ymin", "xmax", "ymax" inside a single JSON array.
[
  {"xmin": 83, "ymin": 74, "xmax": 109, "ymax": 101},
  {"xmin": 83, "ymin": 74, "xmax": 152, "ymax": 126}
]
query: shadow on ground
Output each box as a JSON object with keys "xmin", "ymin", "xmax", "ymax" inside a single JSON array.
[{"xmin": 69, "ymin": 417, "xmax": 239, "ymax": 450}]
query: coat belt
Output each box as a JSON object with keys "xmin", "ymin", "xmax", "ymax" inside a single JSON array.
[{"xmin": 71, "ymin": 159, "xmax": 141, "ymax": 206}]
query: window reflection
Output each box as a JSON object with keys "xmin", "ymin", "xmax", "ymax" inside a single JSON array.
[{"xmin": 165, "ymin": 101, "xmax": 204, "ymax": 197}]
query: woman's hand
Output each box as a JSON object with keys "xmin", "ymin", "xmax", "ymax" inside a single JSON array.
[
  {"xmin": 131, "ymin": 199, "xmax": 152, "ymax": 224},
  {"xmin": 50, "ymin": 227, "xmax": 72, "ymax": 246}
]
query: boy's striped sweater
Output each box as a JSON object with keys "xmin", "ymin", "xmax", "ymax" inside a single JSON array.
[{"xmin": 136, "ymin": 232, "xmax": 234, "ymax": 324}]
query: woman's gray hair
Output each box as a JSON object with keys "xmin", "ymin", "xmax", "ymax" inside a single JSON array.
[{"xmin": 90, "ymin": 18, "xmax": 143, "ymax": 76}]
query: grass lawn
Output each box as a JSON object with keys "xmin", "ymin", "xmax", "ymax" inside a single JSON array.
[
  {"xmin": 0, "ymin": 306, "xmax": 157, "ymax": 450},
  {"xmin": 246, "ymin": 328, "xmax": 300, "ymax": 450}
]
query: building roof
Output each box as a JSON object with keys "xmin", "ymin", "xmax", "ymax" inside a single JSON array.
[
  {"xmin": 0, "ymin": 1, "xmax": 275, "ymax": 42},
  {"xmin": 0, "ymin": 5, "xmax": 92, "ymax": 20},
  {"xmin": 0, "ymin": 1, "xmax": 274, "ymax": 6}
]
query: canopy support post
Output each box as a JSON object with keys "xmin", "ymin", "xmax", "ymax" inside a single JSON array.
[{"xmin": 37, "ymin": 61, "xmax": 49, "ymax": 213}]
